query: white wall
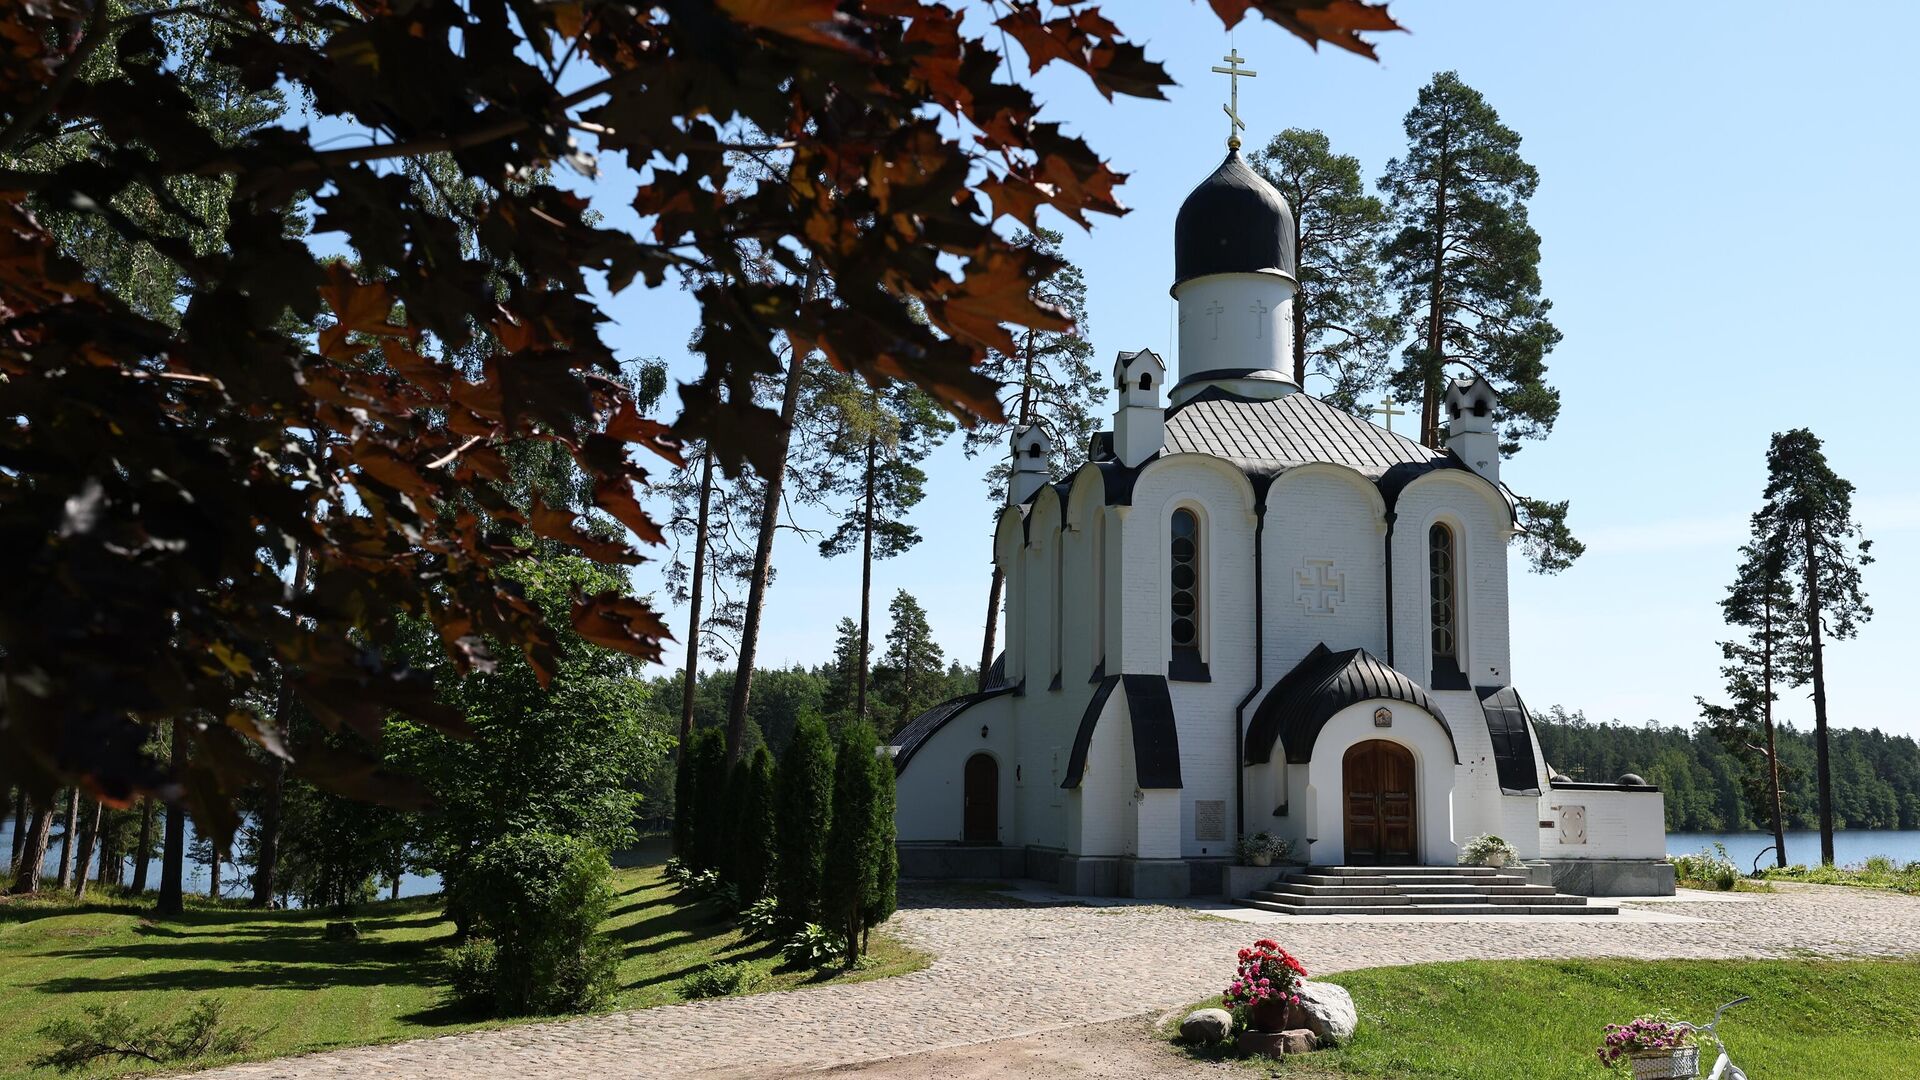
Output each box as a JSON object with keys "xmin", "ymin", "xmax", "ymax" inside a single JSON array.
[
  {"xmin": 1302, "ymin": 701, "xmax": 1458, "ymax": 866},
  {"xmin": 1263, "ymin": 466, "xmax": 1389, "ymax": 671},
  {"xmin": 1390, "ymin": 472, "xmax": 1514, "ymax": 690},
  {"xmin": 1539, "ymin": 788, "xmax": 1668, "ymax": 860},
  {"xmin": 1172, "ymin": 271, "xmax": 1296, "ymax": 393},
  {"xmin": 1122, "ymin": 455, "xmax": 1258, "ymax": 859},
  {"xmin": 894, "ymin": 695, "xmax": 1017, "ymax": 844}
]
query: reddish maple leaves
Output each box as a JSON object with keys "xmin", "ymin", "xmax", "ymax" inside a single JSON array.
[{"xmin": 0, "ymin": 0, "xmax": 1399, "ymax": 824}]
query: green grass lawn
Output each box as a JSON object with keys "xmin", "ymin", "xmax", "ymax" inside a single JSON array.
[
  {"xmin": 0, "ymin": 865, "xmax": 927, "ymax": 1079},
  {"xmin": 1168, "ymin": 958, "xmax": 1920, "ymax": 1079}
]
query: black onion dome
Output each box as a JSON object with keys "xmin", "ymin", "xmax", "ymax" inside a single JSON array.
[{"xmin": 1172, "ymin": 149, "xmax": 1297, "ymax": 293}]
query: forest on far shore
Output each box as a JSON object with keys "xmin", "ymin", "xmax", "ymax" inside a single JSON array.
[{"xmin": 1535, "ymin": 707, "xmax": 1920, "ymax": 833}]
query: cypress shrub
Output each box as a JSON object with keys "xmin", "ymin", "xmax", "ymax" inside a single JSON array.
[
  {"xmin": 821, "ymin": 722, "xmax": 889, "ymax": 966},
  {"xmin": 863, "ymin": 741, "xmax": 898, "ymax": 949},
  {"xmin": 774, "ymin": 714, "xmax": 834, "ymax": 926},
  {"xmin": 721, "ymin": 755, "xmax": 751, "ymax": 889},
  {"xmin": 670, "ymin": 735, "xmax": 692, "ymax": 858},
  {"xmin": 684, "ymin": 728, "xmax": 729, "ymax": 872},
  {"xmin": 736, "ymin": 747, "xmax": 779, "ymax": 904}
]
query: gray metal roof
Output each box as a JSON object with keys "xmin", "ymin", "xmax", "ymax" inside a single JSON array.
[
  {"xmin": 1163, "ymin": 388, "xmax": 1444, "ymax": 478},
  {"xmin": 890, "ymin": 685, "xmax": 1015, "ymax": 774}
]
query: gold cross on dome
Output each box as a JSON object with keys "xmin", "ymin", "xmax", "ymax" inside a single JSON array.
[
  {"xmin": 1211, "ymin": 49, "xmax": 1258, "ymax": 150},
  {"xmin": 1368, "ymin": 394, "xmax": 1407, "ymax": 433}
]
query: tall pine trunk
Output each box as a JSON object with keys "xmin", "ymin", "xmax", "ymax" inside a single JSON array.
[
  {"xmin": 209, "ymin": 841, "xmax": 222, "ymax": 900},
  {"xmin": 680, "ymin": 448, "xmax": 713, "ymax": 752},
  {"xmin": 252, "ymin": 541, "xmax": 309, "ymax": 906},
  {"xmin": 98, "ymin": 809, "xmax": 123, "ymax": 887},
  {"xmin": 8, "ymin": 789, "xmax": 24, "ymax": 876},
  {"xmin": 11, "ymin": 802, "xmax": 54, "ymax": 894},
  {"xmin": 1292, "ymin": 273, "xmax": 1309, "ymax": 388},
  {"xmin": 978, "ymin": 566, "xmax": 1003, "ymax": 690},
  {"xmin": 725, "ymin": 343, "xmax": 809, "ymax": 762},
  {"xmin": 73, "ymin": 799, "xmax": 102, "ymax": 898},
  {"xmin": 1761, "ymin": 591, "xmax": 1787, "ymax": 869},
  {"xmin": 1802, "ymin": 517, "xmax": 1835, "ymax": 866},
  {"xmin": 55, "ymin": 787, "xmax": 78, "ymax": 889},
  {"xmin": 131, "ymin": 797, "xmax": 155, "ymax": 893},
  {"xmin": 856, "ymin": 434, "xmax": 875, "ymax": 723},
  {"xmin": 158, "ymin": 721, "xmax": 187, "ymax": 917}
]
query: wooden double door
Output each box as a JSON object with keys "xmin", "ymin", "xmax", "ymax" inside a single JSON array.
[{"xmin": 1343, "ymin": 740, "xmax": 1417, "ymax": 865}]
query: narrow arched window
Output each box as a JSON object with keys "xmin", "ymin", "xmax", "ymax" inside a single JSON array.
[
  {"xmin": 1171, "ymin": 509, "xmax": 1200, "ymax": 654},
  {"xmin": 1139, "ymin": 373, "xmax": 1152, "ymax": 391},
  {"xmin": 1429, "ymin": 522, "xmax": 1458, "ymax": 663}
]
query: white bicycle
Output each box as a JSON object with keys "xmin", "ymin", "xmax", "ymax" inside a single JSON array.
[{"xmin": 1679, "ymin": 996, "xmax": 1751, "ymax": 1080}]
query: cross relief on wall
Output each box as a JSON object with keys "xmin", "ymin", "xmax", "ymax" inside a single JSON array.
[{"xmin": 1294, "ymin": 558, "xmax": 1346, "ymax": 615}]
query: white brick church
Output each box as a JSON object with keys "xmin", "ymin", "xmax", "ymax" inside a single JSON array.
[{"xmin": 889, "ymin": 146, "xmax": 1669, "ymax": 899}]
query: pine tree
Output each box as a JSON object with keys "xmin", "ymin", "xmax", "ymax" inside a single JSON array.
[
  {"xmin": 822, "ymin": 722, "xmax": 888, "ymax": 966},
  {"xmin": 961, "ymin": 229, "xmax": 1102, "ymax": 686},
  {"xmin": 814, "ymin": 382, "xmax": 953, "ymax": 724},
  {"xmin": 1378, "ymin": 72, "xmax": 1576, "ymax": 572},
  {"xmin": 874, "ymin": 591, "xmax": 947, "ymax": 737},
  {"xmin": 774, "ymin": 715, "xmax": 835, "ymax": 926},
  {"xmin": 1754, "ymin": 429, "xmax": 1873, "ymax": 866},
  {"xmin": 821, "ymin": 617, "xmax": 868, "ymax": 725},
  {"xmin": 1698, "ymin": 540, "xmax": 1808, "ymax": 869},
  {"xmin": 1250, "ymin": 128, "xmax": 1396, "ymax": 408}
]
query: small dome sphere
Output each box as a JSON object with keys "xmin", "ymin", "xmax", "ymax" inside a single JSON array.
[
  {"xmin": 1173, "ymin": 150, "xmax": 1297, "ymax": 293},
  {"xmin": 1549, "ymin": 772, "xmax": 1572, "ymax": 784},
  {"xmin": 1618, "ymin": 773, "xmax": 1647, "ymax": 787}
]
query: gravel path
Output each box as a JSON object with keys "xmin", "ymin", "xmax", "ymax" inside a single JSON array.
[{"xmin": 192, "ymin": 882, "xmax": 1920, "ymax": 1079}]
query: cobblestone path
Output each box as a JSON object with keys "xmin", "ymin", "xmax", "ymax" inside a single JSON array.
[{"xmin": 195, "ymin": 883, "xmax": 1920, "ymax": 1079}]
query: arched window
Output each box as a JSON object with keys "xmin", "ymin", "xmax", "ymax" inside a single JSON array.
[
  {"xmin": 1171, "ymin": 508, "xmax": 1200, "ymax": 652},
  {"xmin": 1026, "ymin": 442, "xmax": 1043, "ymax": 459},
  {"xmin": 1138, "ymin": 373, "xmax": 1153, "ymax": 391},
  {"xmin": 1429, "ymin": 522, "xmax": 1459, "ymax": 664}
]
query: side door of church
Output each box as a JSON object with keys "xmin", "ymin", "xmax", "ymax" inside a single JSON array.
[{"xmin": 963, "ymin": 753, "xmax": 998, "ymax": 844}]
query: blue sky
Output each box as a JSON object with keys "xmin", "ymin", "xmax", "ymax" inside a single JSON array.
[{"xmin": 610, "ymin": 2, "xmax": 1920, "ymax": 739}]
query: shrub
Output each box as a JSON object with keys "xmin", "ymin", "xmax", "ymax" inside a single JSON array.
[
  {"xmin": 823, "ymin": 722, "xmax": 892, "ymax": 966},
  {"xmin": 1670, "ymin": 844, "xmax": 1739, "ymax": 890},
  {"xmin": 679, "ymin": 961, "xmax": 762, "ymax": 1000},
  {"xmin": 446, "ymin": 937, "xmax": 500, "ymax": 1010},
  {"xmin": 1236, "ymin": 832, "xmax": 1291, "ymax": 865},
  {"xmin": 663, "ymin": 857, "xmax": 692, "ymax": 888},
  {"xmin": 322, "ymin": 920, "xmax": 361, "ymax": 942},
  {"xmin": 1864, "ymin": 854, "xmax": 1895, "ymax": 875},
  {"xmin": 683, "ymin": 728, "xmax": 730, "ymax": 873},
  {"xmin": 731, "ymin": 746, "xmax": 779, "ymax": 904},
  {"xmin": 781, "ymin": 922, "xmax": 840, "ymax": 969},
  {"xmin": 459, "ymin": 831, "xmax": 619, "ymax": 1015},
  {"xmin": 776, "ymin": 715, "xmax": 835, "ymax": 926},
  {"xmin": 1460, "ymin": 834, "xmax": 1520, "ymax": 868},
  {"xmin": 742, "ymin": 895, "xmax": 781, "ymax": 938},
  {"xmin": 35, "ymin": 997, "xmax": 261, "ymax": 1072}
]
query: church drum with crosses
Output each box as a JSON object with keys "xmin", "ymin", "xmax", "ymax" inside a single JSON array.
[{"xmin": 887, "ymin": 65, "xmax": 1670, "ymax": 901}]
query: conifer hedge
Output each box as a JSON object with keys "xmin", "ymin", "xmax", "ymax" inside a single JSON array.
[{"xmin": 775, "ymin": 715, "xmax": 835, "ymax": 925}]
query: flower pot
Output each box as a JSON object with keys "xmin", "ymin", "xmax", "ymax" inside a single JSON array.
[
  {"xmin": 1244, "ymin": 991, "xmax": 1290, "ymax": 1022},
  {"xmin": 1627, "ymin": 1047, "xmax": 1699, "ymax": 1080},
  {"xmin": 1247, "ymin": 853, "xmax": 1273, "ymax": 868},
  {"xmin": 1477, "ymin": 853, "xmax": 1509, "ymax": 868}
]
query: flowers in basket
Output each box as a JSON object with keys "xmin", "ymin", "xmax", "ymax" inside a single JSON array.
[
  {"xmin": 1596, "ymin": 1014, "xmax": 1695, "ymax": 1069},
  {"xmin": 1236, "ymin": 832, "xmax": 1291, "ymax": 867},
  {"xmin": 1222, "ymin": 938, "xmax": 1307, "ymax": 1010}
]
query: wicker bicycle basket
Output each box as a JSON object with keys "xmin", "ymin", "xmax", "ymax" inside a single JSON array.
[{"xmin": 1627, "ymin": 1046, "xmax": 1699, "ymax": 1080}]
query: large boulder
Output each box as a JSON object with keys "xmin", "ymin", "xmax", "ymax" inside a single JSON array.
[
  {"xmin": 1295, "ymin": 982, "xmax": 1357, "ymax": 1046},
  {"xmin": 1179, "ymin": 1008, "xmax": 1233, "ymax": 1044}
]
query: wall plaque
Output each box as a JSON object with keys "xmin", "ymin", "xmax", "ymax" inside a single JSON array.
[
  {"xmin": 1195, "ymin": 799, "xmax": 1226, "ymax": 842},
  {"xmin": 1373, "ymin": 707, "xmax": 1393, "ymax": 727}
]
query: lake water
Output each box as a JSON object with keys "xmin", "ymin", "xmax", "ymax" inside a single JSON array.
[
  {"xmin": 1, "ymin": 813, "xmax": 440, "ymax": 904},
  {"xmin": 1666, "ymin": 829, "xmax": 1920, "ymax": 872}
]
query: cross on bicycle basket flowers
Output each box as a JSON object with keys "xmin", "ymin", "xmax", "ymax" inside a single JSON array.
[{"xmin": 1223, "ymin": 939, "xmax": 1309, "ymax": 1009}]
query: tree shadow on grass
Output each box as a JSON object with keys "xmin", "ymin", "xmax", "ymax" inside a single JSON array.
[{"xmin": 31, "ymin": 930, "xmax": 450, "ymax": 995}]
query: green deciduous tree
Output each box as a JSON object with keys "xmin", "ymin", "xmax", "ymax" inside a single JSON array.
[
  {"xmin": 1753, "ymin": 429, "xmax": 1873, "ymax": 866},
  {"xmin": 1250, "ymin": 128, "xmax": 1396, "ymax": 408},
  {"xmin": 775, "ymin": 716, "xmax": 835, "ymax": 927}
]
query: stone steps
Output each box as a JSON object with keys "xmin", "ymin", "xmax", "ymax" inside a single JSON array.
[{"xmin": 1233, "ymin": 865, "xmax": 1617, "ymax": 917}]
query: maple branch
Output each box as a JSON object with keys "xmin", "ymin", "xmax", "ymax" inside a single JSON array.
[
  {"xmin": 0, "ymin": 0, "xmax": 108, "ymax": 158},
  {"xmin": 427, "ymin": 436, "xmax": 484, "ymax": 470}
]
